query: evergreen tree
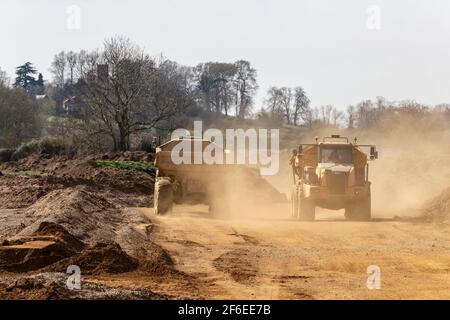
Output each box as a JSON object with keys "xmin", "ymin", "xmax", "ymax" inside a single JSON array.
[{"xmin": 14, "ymin": 62, "xmax": 37, "ymax": 91}]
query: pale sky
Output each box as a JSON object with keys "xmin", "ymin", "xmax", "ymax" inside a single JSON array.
[{"xmin": 1, "ymin": 0, "xmax": 450, "ymax": 109}]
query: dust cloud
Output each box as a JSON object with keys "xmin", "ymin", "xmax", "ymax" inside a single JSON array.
[{"xmin": 258, "ymin": 117, "xmax": 450, "ymax": 219}]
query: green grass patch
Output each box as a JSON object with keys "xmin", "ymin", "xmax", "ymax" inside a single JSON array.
[
  {"xmin": 2, "ymin": 170, "xmax": 43, "ymax": 177},
  {"xmin": 95, "ymin": 160, "xmax": 156, "ymax": 176}
]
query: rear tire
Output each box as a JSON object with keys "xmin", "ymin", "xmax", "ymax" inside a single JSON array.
[
  {"xmin": 154, "ymin": 177, "xmax": 173, "ymax": 215},
  {"xmin": 298, "ymin": 189, "xmax": 315, "ymax": 221},
  {"xmin": 345, "ymin": 204, "xmax": 355, "ymax": 220},
  {"xmin": 291, "ymin": 185, "xmax": 299, "ymax": 219}
]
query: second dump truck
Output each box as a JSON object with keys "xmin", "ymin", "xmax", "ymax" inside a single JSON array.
[
  {"xmin": 153, "ymin": 137, "xmax": 285, "ymax": 216},
  {"xmin": 290, "ymin": 135, "xmax": 378, "ymax": 221}
]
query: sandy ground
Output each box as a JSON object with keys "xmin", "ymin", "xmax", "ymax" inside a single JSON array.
[
  {"xmin": 136, "ymin": 204, "xmax": 450, "ymax": 300},
  {"xmin": 1, "ymin": 153, "xmax": 449, "ymax": 300}
]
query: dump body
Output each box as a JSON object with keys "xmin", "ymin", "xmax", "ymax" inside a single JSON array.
[
  {"xmin": 291, "ymin": 135, "xmax": 377, "ymax": 221},
  {"xmin": 153, "ymin": 138, "xmax": 284, "ymax": 216}
]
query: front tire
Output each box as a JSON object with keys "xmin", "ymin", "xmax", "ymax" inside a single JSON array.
[
  {"xmin": 298, "ymin": 189, "xmax": 315, "ymax": 221},
  {"xmin": 154, "ymin": 177, "xmax": 173, "ymax": 215},
  {"xmin": 345, "ymin": 196, "xmax": 371, "ymax": 221}
]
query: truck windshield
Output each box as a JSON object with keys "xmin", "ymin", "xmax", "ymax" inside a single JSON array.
[{"xmin": 320, "ymin": 147, "xmax": 352, "ymax": 164}]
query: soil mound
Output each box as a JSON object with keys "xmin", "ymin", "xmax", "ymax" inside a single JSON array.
[
  {"xmin": 17, "ymin": 188, "xmax": 121, "ymax": 243},
  {"xmin": 0, "ymin": 176, "xmax": 67, "ymax": 209},
  {"xmin": 0, "ymin": 272, "xmax": 167, "ymax": 300},
  {"xmin": 6, "ymin": 153, "xmax": 154, "ymax": 193},
  {"xmin": 0, "ymin": 222, "xmax": 84, "ymax": 272},
  {"xmin": 140, "ymin": 242, "xmax": 175, "ymax": 275},
  {"xmin": 54, "ymin": 159, "xmax": 153, "ymax": 194},
  {"xmin": 421, "ymin": 187, "xmax": 450, "ymax": 222},
  {"xmin": 33, "ymin": 221, "xmax": 85, "ymax": 252},
  {"xmin": 45, "ymin": 242, "xmax": 138, "ymax": 275},
  {"xmin": 0, "ymin": 153, "xmax": 154, "ymax": 208},
  {"xmin": 0, "ymin": 220, "xmax": 140, "ymax": 275}
]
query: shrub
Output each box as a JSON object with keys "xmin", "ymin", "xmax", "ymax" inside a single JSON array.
[
  {"xmin": 38, "ymin": 137, "xmax": 66, "ymax": 155},
  {"xmin": 0, "ymin": 148, "xmax": 14, "ymax": 162},
  {"xmin": 95, "ymin": 160, "xmax": 156, "ymax": 176},
  {"xmin": 11, "ymin": 137, "xmax": 68, "ymax": 160},
  {"xmin": 138, "ymin": 136, "xmax": 156, "ymax": 153},
  {"xmin": 12, "ymin": 139, "xmax": 40, "ymax": 160}
]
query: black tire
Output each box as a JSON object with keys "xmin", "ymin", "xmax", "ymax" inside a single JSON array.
[
  {"xmin": 173, "ymin": 181, "xmax": 183, "ymax": 204},
  {"xmin": 291, "ymin": 185, "xmax": 299, "ymax": 219},
  {"xmin": 344, "ymin": 203, "xmax": 355, "ymax": 220},
  {"xmin": 154, "ymin": 177, "xmax": 173, "ymax": 215},
  {"xmin": 298, "ymin": 189, "xmax": 315, "ymax": 221},
  {"xmin": 207, "ymin": 183, "xmax": 232, "ymax": 218},
  {"xmin": 345, "ymin": 196, "xmax": 371, "ymax": 221},
  {"xmin": 358, "ymin": 195, "xmax": 371, "ymax": 221}
]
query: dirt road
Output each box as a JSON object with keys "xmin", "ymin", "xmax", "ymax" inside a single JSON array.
[{"xmin": 139, "ymin": 205, "xmax": 450, "ymax": 300}]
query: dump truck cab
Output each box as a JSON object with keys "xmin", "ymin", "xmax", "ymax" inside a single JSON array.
[{"xmin": 291, "ymin": 135, "xmax": 378, "ymax": 221}]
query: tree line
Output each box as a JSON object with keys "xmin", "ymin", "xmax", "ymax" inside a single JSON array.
[{"xmin": 0, "ymin": 36, "xmax": 449, "ymax": 152}]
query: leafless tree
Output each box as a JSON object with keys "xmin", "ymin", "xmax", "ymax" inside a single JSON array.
[
  {"xmin": 355, "ymin": 100, "xmax": 374, "ymax": 129},
  {"xmin": 66, "ymin": 51, "xmax": 78, "ymax": 85},
  {"xmin": 332, "ymin": 108, "xmax": 344, "ymax": 126},
  {"xmin": 193, "ymin": 62, "xmax": 236, "ymax": 115},
  {"xmin": 278, "ymin": 87, "xmax": 292, "ymax": 124},
  {"xmin": 264, "ymin": 87, "xmax": 284, "ymax": 121},
  {"xmin": 0, "ymin": 86, "xmax": 41, "ymax": 147},
  {"xmin": 50, "ymin": 52, "xmax": 66, "ymax": 88},
  {"xmin": 79, "ymin": 36, "xmax": 191, "ymax": 151},
  {"xmin": 293, "ymin": 87, "xmax": 310, "ymax": 126},
  {"xmin": 0, "ymin": 67, "xmax": 9, "ymax": 87},
  {"xmin": 233, "ymin": 60, "xmax": 258, "ymax": 118},
  {"xmin": 319, "ymin": 105, "xmax": 333, "ymax": 125},
  {"xmin": 347, "ymin": 105, "xmax": 356, "ymax": 129}
]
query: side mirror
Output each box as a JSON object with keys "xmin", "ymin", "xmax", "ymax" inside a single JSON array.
[
  {"xmin": 298, "ymin": 145, "xmax": 303, "ymax": 154},
  {"xmin": 370, "ymin": 147, "xmax": 378, "ymax": 160}
]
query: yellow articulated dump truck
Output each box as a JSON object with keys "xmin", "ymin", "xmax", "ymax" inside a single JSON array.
[{"xmin": 290, "ymin": 135, "xmax": 378, "ymax": 221}]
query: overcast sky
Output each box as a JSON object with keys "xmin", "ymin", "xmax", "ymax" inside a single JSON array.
[{"xmin": 1, "ymin": 0, "xmax": 450, "ymax": 109}]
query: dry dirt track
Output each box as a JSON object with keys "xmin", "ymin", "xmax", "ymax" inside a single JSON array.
[{"xmin": 139, "ymin": 204, "xmax": 450, "ymax": 300}]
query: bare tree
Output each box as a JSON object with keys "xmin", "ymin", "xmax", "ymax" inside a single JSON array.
[
  {"xmin": 0, "ymin": 67, "xmax": 8, "ymax": 87},
  {"xmin": 293, "ymin": 87, "xmax": 310, "ymax": 126},
  {"xmin": 79, "ymin": 36, "xmax": 191, "ymax": 151},
  {"xmin": 279, "ymin": 87, "xmax": 293, "ymax": 124},
  {"xmin": 0, "ymin": 86, "xmax": 41, "ymax": 147},
  {"xmin": 265, "ymin": 86, "xmax": 312, "ymax": 126},
  {"xmin": 356, "ymin": 100, "xmax": 374, "ymax": 129},
  {"xmin": 347, "ymin": 105, "xmax": 356, "ymax": 129},
  {"xmin": 233, "ymin": 60, "xmax": 258, "ymax": 118},
  {"xmin": 193, "ymin": 62, "xmax": 236, "ymax": 115},
  {"xmin": 66, "ymin": 51, "xmax": 78, "ymax": 85},
  {"xmin": 331, "ymin": 108, "xmax": 344, "ymax": 126},
  {"xmin": 319, "ymin": 105, "xmax": 333, "ymax": 125},
  {"xmin": 50, "ymin": 52, "xmax": 66, "ymax": 88},
  {"xmin": 264, "ymin": 87, "xmax": 284, "ymax": 121}
]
